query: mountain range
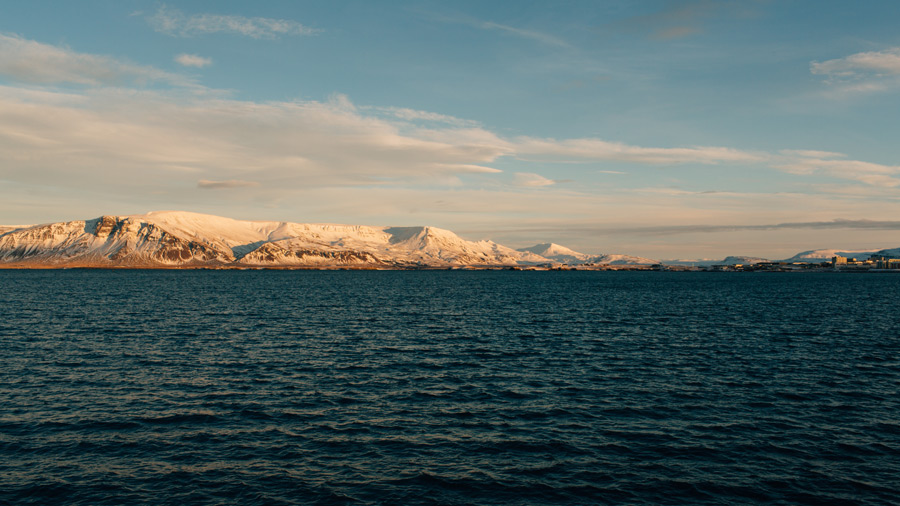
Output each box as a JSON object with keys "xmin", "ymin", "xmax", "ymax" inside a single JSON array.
[{"xmin": 0, "ymin": 211, "xmax": 897, "ymax": 268}]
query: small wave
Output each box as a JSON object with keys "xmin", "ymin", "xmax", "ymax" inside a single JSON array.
[{"xmin": 137, "ymin": 413, "xmax": 222, "ymax": 425}]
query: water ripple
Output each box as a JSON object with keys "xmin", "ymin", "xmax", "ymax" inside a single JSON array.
[{"xmin": 1, "ymin": 270, "xmax": 898, "ymax": 505}]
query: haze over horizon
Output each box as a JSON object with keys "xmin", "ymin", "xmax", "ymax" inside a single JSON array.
[{"xmin": 2, "ymin": 1, "xmax": 899, "ymax": 259}]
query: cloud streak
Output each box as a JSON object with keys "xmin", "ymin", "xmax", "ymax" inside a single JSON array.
[
  {"xmin": 0, "ymin": 33, "xmax": 197, "ymax": 88},
  {"xmin": 430, "ymin": 13, "xmax": 569, "ymax": 48},
  {"xmin": 774, "ymin": 150, "xmax": 900, "ymax": 187},
  {"xmin": 478, "ymin": 21, "xmax": 569, "ymax": 48},
  {"xmin": 148, "ymin": 6, "xmax": 320, "ymax": 38},
  {"xmin": 198, "ymin": 179, "xmax": 259, "ymax": 189},
  {"xmin": 371, "ymin": 106, "xmax": 481, "ymax": 128},
  {"xmin": 603, "ymin": 219, "xmax": 900, "ymax": 236},
  {"xmin": 515, "ymin": 137, "xmax": 763, "ymax": 165},
  {"xmin": 175, "ymin": 54, "xmax": 212, "ymax": 68}
]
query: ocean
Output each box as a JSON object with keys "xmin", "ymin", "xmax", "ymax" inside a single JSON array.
[{"xmin": 1, "ymin": 270, "xmax": 898, "ymax": 505}]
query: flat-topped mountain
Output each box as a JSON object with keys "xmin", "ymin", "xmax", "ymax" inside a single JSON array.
[{"xmin": 0, "ymin": 211, "xmax": 553, "ymax": 268}]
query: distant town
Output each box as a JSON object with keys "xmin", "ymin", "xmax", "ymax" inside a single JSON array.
[{"xmin": 511, "ymin": 255, "xmax": 900, "ymax": 272}]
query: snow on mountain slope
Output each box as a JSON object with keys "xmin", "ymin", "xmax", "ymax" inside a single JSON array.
[
  {"xmin": 0, "ymin": 216, "xmax": 232, "ymax": 266},
  {"xmin": 782, "ymin": 247, "xmax": 900, "ymax": 262},
  {"xmin": 590, "ymin": 254, "xmax": 659, "ymax": 265},
  {"xmin": 0, "ymin": 211, "xmax": 550, "ymax": 267},
  {"xmin": 517, "ymin": 243, "xmax": 659, "ymax": 265},
  {"xmin": 0, "ymin": 225, "xmax": 30, "ymax": 237},
  {"xmin": 518, "ymin": 243, "xmax": 593, "ymax": 263},
  {"xmin": 782, "ymin": 248, "xmax": 881, "ymax": 262},
  {"xmin": 871, "ymin": 247, "xmax": 900, "ymax": 258},
  {"xmin": 381, "ymin": 226, "xmax": 535, "ymax": 265},
  {"xmin": 138, "ymin": 211, "xmax": 285, "ymax": 256}
]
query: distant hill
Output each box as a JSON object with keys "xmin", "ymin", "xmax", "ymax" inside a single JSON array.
[
  {"xmin": 517, "ymin": 243, "xmax": 659, "ymax": 265},
  {"xmin": 664, "ymin": 255, "xmax": 768, "ymax": 266},
  {"xmin": 782, "ymin": 249, "xmax": 882, "ymax": 263},
  {"xmin": 517, "ymin": 243, "xmax": 593, "ymax": 263}
]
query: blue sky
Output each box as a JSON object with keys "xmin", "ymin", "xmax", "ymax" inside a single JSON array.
[{"xmin": 2, "ymin": 1, "xmax": 900, "ymax": 258}]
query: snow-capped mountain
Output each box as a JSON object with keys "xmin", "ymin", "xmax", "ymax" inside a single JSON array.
[
  {"xmin": 517, "ymin": 243, "xmax": 659, "ymax": 265},
  {"xmin": 517, "ymin": 243, "xmax": 593, "ymax": 263},
  {"xmin": 590, "ymin": 254, "xmax": 659, "ymax": 265},
  {"xmin": 4, "ymin": 211, "xmax": 895, "ymax": 269},
  {"xmin": 0, "ymin": 211, "xmax": 552, "ymax": 268},
  {"xmin": 782, "ymin": 249, "xmax": 882, "ymax": 263}
]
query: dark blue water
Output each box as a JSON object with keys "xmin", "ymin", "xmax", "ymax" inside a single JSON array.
[{"xmin": 1, "ymin": 271, "xmax": 898, "ymax": 505}]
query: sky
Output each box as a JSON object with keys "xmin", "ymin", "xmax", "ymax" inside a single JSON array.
[{"xmin": 2, "ymin": 0, "xmax": 900, "ymax": 259}]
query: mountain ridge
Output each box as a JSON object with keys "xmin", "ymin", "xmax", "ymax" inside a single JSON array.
[
  {"xmin": 0, "ymin": 211, "xmax": 559, "ymax": 268},
  {"xmin": 2, "ymin": 211, "xmax": 898, "ymax": 268}
]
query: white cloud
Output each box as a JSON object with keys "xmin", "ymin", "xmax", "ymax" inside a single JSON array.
[
  {"xmin": 148, "ymin": 6, "xmax": 320, "ymax": 38},
  {"xmin": 513, "ymin": 172, "xmax": 557, "ymax": 187},
  {"xmin": 811, "ymin": 48, "xmax": 900, "ymax": 95},
  {"xmin": 0, "ymin": 87, "xmax": 509, "ymax": 193},
  {"xmin": 0, "ymin": 33, "xmax": 197, "ymax": 87},
  {"xmin": 175, "ymin": 54, "xmax": 212, "ymax": 68},
  {"xmin": 811, "ymin": 48, "xmax": 900, "ymax": 78},
  {"xmin": 779, "ymin": 149, "xmax": 846, "ymax": 159}
]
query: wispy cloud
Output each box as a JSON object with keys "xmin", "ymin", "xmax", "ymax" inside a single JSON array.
[
  {"xmin": 175, "ymin": 54, "xmax": 212, "ymax": 68},
  {"xmin": 429, "ymin": 12, "xmax": 569, "ymax": 48},
  {"xmin": 0, "ymin": 33, "xmax": 197, "ymax": 87},
  {"xmin": 515, "ymin": 137, "xmax": 763, "ymax": 165},
  {"xmin": 370, "ymin": 106, "xmax": 481, "ymax": 128},
  {"xmin": 513, "ymin": 172, "xmax": 557, "ymax": 187},
  {"xmin": 774, "ymin": 150, "xmax": 900, "ymax": 187},
  {"xmin": 602, "ymin": 219, "xmax": 900, "ymax": 236},
  {"xmin": 148, "ymin": 5, "xmax": 321, "ymax": 39},
  {"xmin": 198, "ymin": 179, "xmax": 259, "ymax": 189},
  {"xmin": 477, "ymin": 21, "xmax": 569, "ymax": 48},
  {"xmin": 780, "ymin": 149, "xmax": 846, "ymax": 159}
]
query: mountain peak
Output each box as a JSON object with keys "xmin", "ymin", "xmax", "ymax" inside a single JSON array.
[
  {"xmin": 517, "ymin": 242, "xmax": 592, "ymax": 263},
  {"xmin": 519, "ymin": 242, "xmax": 585, "ymax": 257}
]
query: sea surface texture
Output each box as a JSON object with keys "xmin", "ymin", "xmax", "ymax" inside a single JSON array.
[{"xmin": 1, "ymin": 270, "xmax": 898, "ymax": 505}]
